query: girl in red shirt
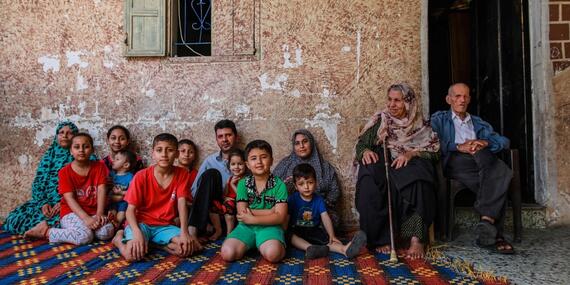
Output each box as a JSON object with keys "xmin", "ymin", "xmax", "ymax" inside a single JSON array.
[{"xmin": 25, "ymin": 133, "xmax": 114, "ymax": 245}]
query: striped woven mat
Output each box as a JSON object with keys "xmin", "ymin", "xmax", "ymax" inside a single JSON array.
[{"xmin": 0, "ymin": 231, "xmax": 509, "ymax": 284}]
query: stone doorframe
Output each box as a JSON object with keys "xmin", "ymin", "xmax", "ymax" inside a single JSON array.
[{"xmin": 420, "ymin": 0, "xmax": 558, "ymax": 217}]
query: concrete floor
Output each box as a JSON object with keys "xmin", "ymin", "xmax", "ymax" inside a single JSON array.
[{"xmin": 438, "ymin": 226, "xmax": 570, "ymax": 285}]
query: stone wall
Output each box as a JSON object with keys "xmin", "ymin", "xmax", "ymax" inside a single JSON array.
[{"xmin": 0, "ymin": 0, "xmax": 423, "ymax": 228}]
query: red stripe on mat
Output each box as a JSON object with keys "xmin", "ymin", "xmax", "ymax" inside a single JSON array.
[
  {"xmin": 68, "ymin": 250, "xmax": 130, "ymax": 285},
  {"xmin": 0, "ymin": 240, "xmax": 46, "ymax": 260},
  {"xmin": 401, "ymin": 257, "xmax": 448, "ymax": 285},
  {"xmin": 0, "ymin": 243, "xmax": 79, "ymax": 277},
  {"xmin": 246, "ymin": 257, "xmax": 278, "ymax": 284},
  {"xmin": 187, "ymin": 253, "xmax": 227, "ymax": 284},
  {"xmin": 0, "ymin": 235, "xmax": 22, "ymax": 245},
  {"xmin": 353, "ymin": 252, "xmax": 389, "ymax": 285},
  {"xmin": 303, "ymin": 257, "xmax": 331, "ymax": 285},
  {"xmin": 132, "ymin": 254, "xmax": 183, "ymax": 284},
  {"xmin": 9, "ymin": 243, "xmax": 113, "ymax": 283}
]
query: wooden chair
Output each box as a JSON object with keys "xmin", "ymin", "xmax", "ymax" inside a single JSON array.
[{"xmin": 438, "ymin": 149, "xmax": 522, "ymax": 242}]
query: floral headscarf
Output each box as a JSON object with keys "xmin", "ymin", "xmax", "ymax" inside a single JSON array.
[{"xmin": 359, "ymin": 83, "xmax": 440, "ymax": 159}]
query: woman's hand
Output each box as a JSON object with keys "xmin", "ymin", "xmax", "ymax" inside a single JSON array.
[
  {"xmin": 50, "ymin": 203, "xmax": 61, "ymax": 217},
  {"xmin": 361, "ymin": 150, "xmax": 379, "ymax": 165},
  {"xmin": 391, "ymin": 151, "xmax": 416, "ymax": 169},
  {"xmin": 41, "ymin": 204, "xmax": 52, "ymax": 217}
]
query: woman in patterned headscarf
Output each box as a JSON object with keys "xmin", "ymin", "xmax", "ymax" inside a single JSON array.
[
  {"xmin": 3, "ymin": 121, "xmax": 79, "ymax": 234},
  {"xmin": 274, "ymin": 129, "xmax": 341, "ymax": 226},
  {"xmin": 354, "ymin": 83, "xmax": 439, "ymax": 259}
]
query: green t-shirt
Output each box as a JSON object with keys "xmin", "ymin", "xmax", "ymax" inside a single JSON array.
[{"xmin": 236, "ymin": 174, "xmax": 288, "ymax": 210}]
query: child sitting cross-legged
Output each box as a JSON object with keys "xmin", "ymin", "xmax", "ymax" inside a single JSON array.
[
  {"xmin": 25, "ymin": 133, "xmax": 114, "ymax": 245},
  {"xmin": 220, "ymin": 140, "xmax": 288, "ymax": 263},
  {"xmin": 108, "ymin": 149, "xmax": 136, "ymax": 228},
  {"xmin": 287, "ymin": 163, "xmax": 367, "ymax": 259},
  {"xmin": 113, "ymin": 133, "xmax": 201, "ymax": 261}
]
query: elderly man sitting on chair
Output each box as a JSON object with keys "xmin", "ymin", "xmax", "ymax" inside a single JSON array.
[{"xmin": 431, "ymin": 83, "xmax": 514, "ymax": 254}]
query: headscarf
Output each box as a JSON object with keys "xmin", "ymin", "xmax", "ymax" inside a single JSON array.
[
  {"xmin": 359, "ymin": 83, "xmax": 439, "ymax": 159},
  {"xmin": 30, "ymin": 121, "xmax": 79, "ymax": 204},
  {"xmin": 273, "ymin": 129, "xmax": 340, "ymax": 208}
]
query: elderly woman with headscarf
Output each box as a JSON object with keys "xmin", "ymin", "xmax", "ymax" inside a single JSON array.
[
  {"xmin": 274, "ymin": 129, "xmax": 341, "ymax": 225},
  {"xmin": 355, "ymin": 83, "xmax": 439, "ymax": 259},
  {"xmin": 3, "ymin": 121, "xmax": 79, "ymax": 234}
]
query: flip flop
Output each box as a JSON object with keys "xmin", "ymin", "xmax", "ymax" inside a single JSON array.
[
  {"xmin": 306, "ymin": 245, "xmax": 329, "ymax": 259},
  {"xmin": 475, "ymin": 220, "xmax": 497, "ymax": 246},
  {"xmin": 346, "ymin": 230, "xmax": 367, "ymax": 259}
]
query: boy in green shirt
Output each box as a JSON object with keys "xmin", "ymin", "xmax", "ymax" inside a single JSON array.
[{"xmin": 220, "ymin": 140, "xmax": 288, "ymax": 263}]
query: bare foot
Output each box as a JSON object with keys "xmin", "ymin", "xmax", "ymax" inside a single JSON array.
[
  {"xmin": 375, "ymin": 245, "xmax": 391, "ymax": 254},
  {"xmin": 24, "ymin": 221, "xmax": 49, "ymax": 240},
  {"xmin": 112, "ymin": 230, "xmax": 132, "ymax": 261},
  {"xmin": 163, "ymin": 243, "xmax": 182, "ymax": 256},
  {"xmin": 209, "ymin": 229, "xmax": 222, "ymax": 241},
  {"xmin": 406, "ymin": 237, "xmax": 425, "ymax": 259}
]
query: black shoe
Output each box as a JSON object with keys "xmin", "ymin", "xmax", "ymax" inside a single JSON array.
[
  {"xmin": 475, "ymin": 220, "xmax": 497, "ymax": 246},
  {"xmin": 306, "ymin": 245, "xmax": 329, "ymax": 259}
]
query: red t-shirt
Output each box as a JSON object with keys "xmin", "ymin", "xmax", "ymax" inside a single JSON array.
[
  {"xmin": 58, "ymin": 161, "xmax": 109, "ymax": 218},
  {"xmin": 125, "ymin": 165, "xmax": 192, "ymax": 226}
]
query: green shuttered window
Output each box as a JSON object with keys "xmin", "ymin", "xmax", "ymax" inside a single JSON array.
[{"xmin": 125, "ymin": 0, "xmax": 166, "ymax": 56}]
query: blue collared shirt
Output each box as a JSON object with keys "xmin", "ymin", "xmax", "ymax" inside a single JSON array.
[{"xmin": 190, "ymin": 151, "xmax": 232, "ymax": 197}]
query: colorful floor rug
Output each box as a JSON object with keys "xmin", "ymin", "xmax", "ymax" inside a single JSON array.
[{"xmin": 0, "ymin": 231, "xmax": 509, "ymax": 284}]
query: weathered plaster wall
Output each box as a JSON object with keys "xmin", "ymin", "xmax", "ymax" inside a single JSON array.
[
  {"xmin": 552, "ymin": 69, "xmax": 570, "ymax": 224},
  {"xmin": 0, "ymin": 0, "xmax": 423, "ymax": 228}
]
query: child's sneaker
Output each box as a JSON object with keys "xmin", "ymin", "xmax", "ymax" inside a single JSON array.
[{"xmin": 306, "ymin": 245, "xmax": 329, "ymax": 259}]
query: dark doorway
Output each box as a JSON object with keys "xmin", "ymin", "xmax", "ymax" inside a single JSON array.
[{"xmin": 428, "ymin": 0, "xmax": 534, "ymax": 203}]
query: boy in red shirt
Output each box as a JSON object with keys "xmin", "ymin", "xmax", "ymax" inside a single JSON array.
[{"xmin": 113, "ymin": 133, "xmax": 201, "ymax": 261}]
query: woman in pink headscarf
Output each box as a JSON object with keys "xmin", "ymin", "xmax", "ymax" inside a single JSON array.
[{"xmin": 354, "ymin": 83, "xmax": 439, "ymax": 259}]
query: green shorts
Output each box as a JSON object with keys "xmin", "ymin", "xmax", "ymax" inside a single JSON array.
[{"xmin": 226, "ymin": 223, "xmax": 285, "ymax": 250}]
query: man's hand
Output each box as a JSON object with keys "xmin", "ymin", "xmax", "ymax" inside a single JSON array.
[
  {"xmin": 361, "ymin": 150, "xmax": 379, "ymax": 165},
  {"xmin": 458, "ymin": 140, "xmax": 488, "ymax": 155}
]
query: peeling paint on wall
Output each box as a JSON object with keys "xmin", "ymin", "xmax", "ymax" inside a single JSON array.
[
  {"xmin": 38, "ymin": 55, "xmax": 60, "ymax": 73},
  {"xmin": 282, "ymin": 44, "xmax": 303, "ymax": 69},
  {"xmin": 204, "ymin": 108, "xmax": 225, "ymax": 122},
  {"xmin": 305, "ymin": 112, "xmax": 342, "ymax": 154},
  {"xmin": 259, "ymin": 73, "xmax": 288, "ymax": 91},
  {"xmin": 76, "ymin": 72, "xmax": 88, "ymax": 91},
  {"xmin": 66, "ymin": 51, "xmax": 89, "ymax": 68},
  {"xmin": 18, "ymin": 155, "xmax": 29, "ymax": 169},
  {"xmin": 235, "ymin": 104, "xmax": 250, "ymax": 116}
]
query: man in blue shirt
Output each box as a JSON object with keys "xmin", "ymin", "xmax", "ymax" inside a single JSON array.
[
  {"xmin": 188, "ymin": 119, "xmax": 238, "ymax": 236},
  {"xmin": 431, "ymin": 83, "xmax": 514, "ymax": 254}
]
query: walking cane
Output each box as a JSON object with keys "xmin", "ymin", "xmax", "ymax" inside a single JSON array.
[{"xmin": 383, "ymin": 140, "xmax": 398, "ymax": 263}]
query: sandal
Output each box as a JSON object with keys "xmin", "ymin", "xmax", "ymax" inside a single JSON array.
[
  {"xmin": 475, "ymin": 219, "xmax": 497, "ymax": 246},
  {"xmin": 495, "ymin": 237, "xmax": 515, "ymax": 255}
]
